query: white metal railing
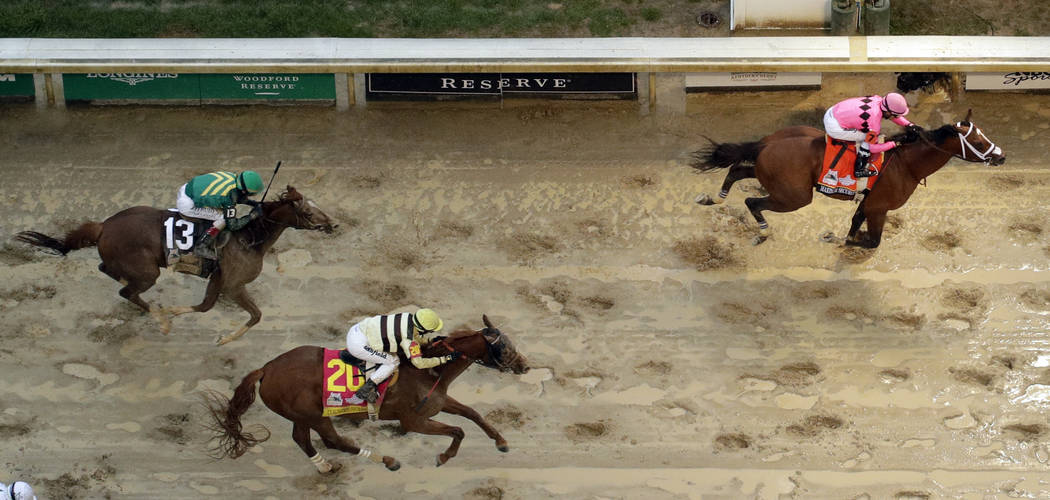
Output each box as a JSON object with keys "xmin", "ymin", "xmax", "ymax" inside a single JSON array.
[{"xmin": 2, "ymin": 36, "xmax": 1049, "ymax": 73}]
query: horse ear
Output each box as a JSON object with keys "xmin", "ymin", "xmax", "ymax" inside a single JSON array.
[
  {"xmin": 965, "ymin": 109, "xmax": 973, "ymax": 123},
  {"xmin": 482, "ymin": 314, "xmax": 493, "ymax": 329}
]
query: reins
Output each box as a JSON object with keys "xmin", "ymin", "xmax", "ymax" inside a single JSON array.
[
  {"xmin": 240, "ymin": 196, "xmax": 306, "ymax": 248},
  {"xmin": 915, "ymin": 123, "xmax": 999, "ymax": 163},
  {"xmin": 414, "ymin": 339, "xmax": 456, "ymax": 413}
]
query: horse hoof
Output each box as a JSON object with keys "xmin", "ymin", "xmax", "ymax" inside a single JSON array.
[
  {"xmin": 695, "ymin": 194, "xmax": 714, "ymax": 206},
  {"xmin": 752, "ymin": 235, "xmax": 768, "ymax": 246},
  {"xmin": 216, "ymin": 336, "xmax": 233, "ymax": 346},
  {"xmin": 436, "ymin": 455, "xmax": 447, "ymax": 467},
  {"xmin": 385, "ymin": 459, "xmax": 400, "ymax": 472},
  {"xmin": 497, "ymin": 444, "xmax": 510, "ymax": 453},
  {"xmin": 326, "ymin": 462, "xmax": 343, "ymax": 474}
]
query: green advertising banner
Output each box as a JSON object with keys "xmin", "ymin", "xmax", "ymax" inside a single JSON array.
[
  {"xmin": 63, "ymin": 73, "xmax": 200, "ymax": 100},
  {"xmin": 0, "ymin": 73, "xmax": 35, "ymax": 97},
  {"xmin": 199, "ymin": 74, "xmax": 335, "ymax": 100}
]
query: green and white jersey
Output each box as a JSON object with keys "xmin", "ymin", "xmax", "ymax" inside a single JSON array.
[{"xmin": 185, "ymin": 171, "xmax": 248, "ymax": 209}]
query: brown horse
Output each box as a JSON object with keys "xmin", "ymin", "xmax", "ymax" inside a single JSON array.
[
  {"xmin": 691, "ymin": 110, "xmax": 1006, "ymax": 248},
  {"xmin": 203, "ymin": 315, "xmax": 530, "ymax": 472},
  {"xmin": 15, "ymin": 186, "xmax": 334, "ymax": 344}
]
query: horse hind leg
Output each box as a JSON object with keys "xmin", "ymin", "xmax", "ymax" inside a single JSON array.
[
  {"xmin": 310, "ymin": 418, "xmax": 400, "ymax": 472},
  {"xmin": 696, "ymin": 164, "xmax": 755, "ymax": 206},
  {"xmin": 744, "ymin": 195, "xmax": 807, "ymax": 245},
  {"xmin": 108, "ymin": 266, "xmax": 172, "ymax": 334},
  {"xmin": 744, "ymin": 196, "xmax": 774, "ymax": 244},
  {"xmin": 289, "ymin": 422, "xmax": 338, "ymax": 474}
]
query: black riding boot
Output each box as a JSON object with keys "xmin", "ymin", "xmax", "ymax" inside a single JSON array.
[
  {"xmin": 356, "ymin": 379, "xmax": 379, "ymax": 403},
  {"xmin": 853, "ymin": 148, "xmax": 874, "ymax": 178}
]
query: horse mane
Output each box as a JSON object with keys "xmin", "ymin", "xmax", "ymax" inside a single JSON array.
[
  {"xmin": 235, "ymin": 186, "xmax": 301, "ymax": 245},
  {"xmin": 420, "ymin": 328, "xmax": 478, "ymax": 358},
  {"xmin": 888, "ymin": 124, "xmax": 957, "ymax": 146}
]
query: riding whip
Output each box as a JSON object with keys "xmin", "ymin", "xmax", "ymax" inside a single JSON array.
[{"xmin": 260, "ymin": 160, "xmax": 281, "ymax": 202}]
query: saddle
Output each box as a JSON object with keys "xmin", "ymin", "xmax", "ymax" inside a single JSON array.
[
  {"xmin": 339, "ymin": 349, "xmax": 368, "ymax": 371},
  {"xmin": 163, "ymin": 210, "xmax": 219, "ymax": 277},
  {"xmin": 817, "ymin": 137, "xmax": 885, "ymax": 198}
]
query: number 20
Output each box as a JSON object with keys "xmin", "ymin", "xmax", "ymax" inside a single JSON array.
[{"xmin": 326, "ymin": 359, "xmax": 365, "ymax": 392}]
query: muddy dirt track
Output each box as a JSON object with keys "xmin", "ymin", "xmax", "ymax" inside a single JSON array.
[{"xmin": 4, "ymin": 73, "xmax": 1050, "ymax": 499}]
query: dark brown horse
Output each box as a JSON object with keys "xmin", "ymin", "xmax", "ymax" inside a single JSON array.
[
  {"xmin": 691, "ymin": 110, "xmax": 1006, "ymax": 248},
  {"xmin": 15, "ymin": 186, "xmax": 334, "ymax": 344},
  {"xmin": 203, "ymin": 315, "xmax": 530, "ymax": 472}
]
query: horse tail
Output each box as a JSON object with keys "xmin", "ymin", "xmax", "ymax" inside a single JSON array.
[
  {"xmin": 690, "ymin": 135, "xmax": 765, "ymax": 172},
  {"xmin": 15, "ymin": 222, "xmax": 102, "ymax": 256},
  {"xmin": 202, "ymin": 369, "xmax": 271, "ymax": 459}
]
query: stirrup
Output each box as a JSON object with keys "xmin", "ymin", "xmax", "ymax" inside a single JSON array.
[{"xmin": 367, "ymin": 402, "xmax": 379, "ymax": 421}]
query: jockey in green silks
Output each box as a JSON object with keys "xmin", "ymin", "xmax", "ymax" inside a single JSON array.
[{"xmin": 175, "ymin": 170, "xmax": 264, "ymax": 258}]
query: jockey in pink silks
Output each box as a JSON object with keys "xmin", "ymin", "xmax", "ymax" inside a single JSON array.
[{"xmin": 823, "ymin": 92, "xmax": 920, "ymax": 178}]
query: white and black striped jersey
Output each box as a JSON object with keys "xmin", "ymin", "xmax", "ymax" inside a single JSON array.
[{"xmin": 356, "ymin": 313, "xmax": 445, "ymax": 369}]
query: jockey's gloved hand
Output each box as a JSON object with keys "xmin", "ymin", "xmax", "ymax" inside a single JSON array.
[
  {"xmin": 249, "ymin": 205, "xmax": 263, "ymax": 220},
  {"xmin": 443, "ymin": 352, "xmax": 462, "ymax": 363}
]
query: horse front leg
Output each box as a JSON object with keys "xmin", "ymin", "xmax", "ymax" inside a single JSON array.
[
  {"xmin": 440, "ymin": 396, "xmax": 509, "ymax": 452},
  {"xmin": 696, "ymin": 164, "xmax": 755, "ymax": 205},
  {"xmin": 400, "ymin": 416, "xmax": 465, "ymax": 467},
  {"xmin": 167, "ymin": 269, "xmax": 223, "ymax": 318},
  {"xmin": 216, "ymin": 283, "xmax": 261, "ymax": 345},
  {"xmin": 859, "ymin": 211, "xmax": 887, "ymax": 248},
  {"xmin": 843, "ymin": 203, "xmax": 867, "ymax": 245}
]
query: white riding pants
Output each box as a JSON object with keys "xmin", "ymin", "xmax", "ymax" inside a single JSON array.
[
  {"xmin": 823, "ymin": 107, "xmax": 869, "ymax": 143},
  {"xmin": 176, "ymin": 184, "xmax": 226, "ymax": 230},
  {"xmin": 345, "ymin": 324, "xmax": 399, "ymax": 383}
]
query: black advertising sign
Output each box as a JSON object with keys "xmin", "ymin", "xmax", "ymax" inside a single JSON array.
[{"xmin": 366, "ymin": 73, "xmax": 636, "ymax": 99}]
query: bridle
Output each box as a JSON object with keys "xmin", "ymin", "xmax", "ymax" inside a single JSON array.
[
  {"xmin": 430, "ymin": 329, "xmax": 520, "ymax": 373},
  {"xmin": 479, "ymin": 328, "xmax": 522, "ymax": 373},
  {"xmin": 915, "ymin": 122, "xmax": 1001, "ymax": 164},
  {"xmin": 954, "ymin": 122, "xmax": 1001, "ymax": 163},
  {"xmin": 260, "ymin": 196, "xmax": 316, "ymax": 229},
  {"xmin": 414, "ymin": 330, "xmax": 518, "ymax": 413}
]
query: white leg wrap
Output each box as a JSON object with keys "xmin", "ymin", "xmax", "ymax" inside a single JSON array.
[
  {"xmin": 310, "ymin": 452, "xmax": 333, "ymax": 473},
  {"xmin": 358, "ymin": 448, "xmax": 383, "ymax": 463}
]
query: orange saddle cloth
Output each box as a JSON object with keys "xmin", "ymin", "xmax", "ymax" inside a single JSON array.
[
  {"xmin": 817, "ymin": 136, "xmax": 885, "ymax": 197},
  {"xmin": 321, "ymin": 348, "xmax": 395, "ymax": 417}
]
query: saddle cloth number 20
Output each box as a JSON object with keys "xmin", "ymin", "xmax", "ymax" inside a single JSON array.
[{"xmin": 326, "ymin": 359, "xmax": 366, "ymax": 393}]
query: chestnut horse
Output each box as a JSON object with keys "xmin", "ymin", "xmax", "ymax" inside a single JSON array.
[
  {"xmin": 15, "ymin": 186, "xmax": 334, "ymax": 344},
  {"xmin": 691, "ymin": 110, "xmax": 1005, "ymax": 248},
  {"xmin": 203, "ymin": 315, "xmax": 530, "ymax": 472}
]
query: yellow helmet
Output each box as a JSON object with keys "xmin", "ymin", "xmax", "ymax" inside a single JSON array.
[{"xmin": 414, "ymin": 308, "xmax": 443, "ymax": 333}]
